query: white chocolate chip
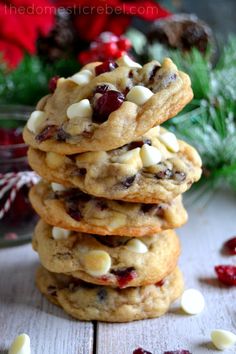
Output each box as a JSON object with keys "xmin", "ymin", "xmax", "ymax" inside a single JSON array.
[
  {"xmin": 9, "ymin": 333, "xmax": 31, "ymax": 354},
  {"xmin": 83, "ymin": 250, "xmax": 111, "ymax": 277},
  {"xmin": 116, "ymin": 147, "xmax": 142, "ymax": 169},
  {"xmin": 45, "ymin": 152, "xmax": 64, "ymax": 169},
  {"xmin": 159, "ymin": 132, "xmax": 179, "ymax": 153},
  {"xmin": 140, "ymin": 144, "xmax": 162, "ymax": 167},
  {"xmin": 108, "ymin": 213, "xmax": 126, "ymax": 230},
  {"xmin": 148, "ymin": 126, "xmax": 160, "ymax": 136},
  {"xmin": 116, "ymin": 54, "xmax": 142, "ymax": 68},
  {"xmin": 126, "ymin": 86, "xmax": 153, "ymax": 105},
  {"xmin": 126, "ymin": 239, "xmax": 148, "ymax": 254},
  {"xmin": 51, "ymin": 183, "xmax": 66, "ymax": 192},
  {"xmin": 67, "ymin": 99, "xmax": 93, "ymax": 120},
  {"xmin": 181, "ymin": 288, "xmax": 205, "ymax": 315},
  {"xmin": 69, "ymin": 70, "xmax": 93, "ymax": 85},
  {"xmin": 27, "ymin": 110, "xmax": 46, "ymax": 134},
  {"xmin": 211, "ymin": 329, "xmax": 236, "ymax": 350},
  {"xmin": 52, "ymin": 227, "xmax": 70, "ymax": 240}
]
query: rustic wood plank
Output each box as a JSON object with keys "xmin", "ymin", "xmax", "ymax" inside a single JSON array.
[
  {"xmin": 96, "ymin": 189, "xmax": 236, "ymax": 354},
  {"xmin": 0, "ymin": 244, "xmax": 94, "ymax": 354}
]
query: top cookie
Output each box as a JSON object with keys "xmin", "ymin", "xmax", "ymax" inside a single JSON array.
[{"xmin": 23, "ymin": 56, "xmax": 193, "ymax": 154}]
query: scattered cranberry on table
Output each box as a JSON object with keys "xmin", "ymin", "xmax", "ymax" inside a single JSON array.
[
  {"xmin": 223, "ymin": 236, "xmax": 236, "ymax": 255},
  {"xmin": 133, "ymin": 348, "xmax": 152, "ymax": 354},
  {"xmin": 215, "ymin": 265, "xmax": 236, "ymax": 286}
]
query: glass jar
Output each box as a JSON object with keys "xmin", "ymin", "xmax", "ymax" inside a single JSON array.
[{"xmin": 0, "ymin": 106, "xmax": 39, "ymax": 247}]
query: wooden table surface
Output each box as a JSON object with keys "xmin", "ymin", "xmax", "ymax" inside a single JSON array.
[{"xmin": 0, "ymin": 189, "xmax": 236, "ymax": 354}]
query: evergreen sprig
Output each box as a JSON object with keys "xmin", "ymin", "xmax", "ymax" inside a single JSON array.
[
  {"xmin": 0, "ymin": 55, "xmax": 80, "ymax": 106},
  {"xmin": 148, "ymin": 35, "xmax": 236, "ymax": 192}
]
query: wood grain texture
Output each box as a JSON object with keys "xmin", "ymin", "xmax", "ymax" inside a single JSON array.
[
  {"xmin": 96, "ymin": 189, "xmax": 236, "ymax": 354},
  {"xmin": 0, "ymin": 245, "xmax": 93, "ymax": 354},
  {"xmin": 0, "ymin": 189, "xmax": 236, "ymax": 354}
]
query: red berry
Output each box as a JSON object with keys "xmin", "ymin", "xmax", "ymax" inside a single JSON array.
[
  {"xmin": 95, "ymin": 60, "xmax": 118, "ymax": 76},
  {"xmin": 224, "ymin": 237, "xmax": 236, "ymax": 255},
  {"xmin": 133, "ymin": 348, "xmax": 152, "ymax": 354},
  {"xmin": 48, "ymin": 76, "xmax": 60, "ymax": 93},
  {"xmin": 100, "ymin": 42, "xmax": 119, "ymax": 57},
  {"xmin": 118, "ymin": 37, "xmax": 132, "ymax": 51},
  {"xmin": 111, "ymin": 267, "xmax": 137, "ymax": 288},
  {"xmin": 215, "ymin": 265, "xmax": 236, "ymax": 286},
  {"xmin": 93, "ymin": 90, "xmax": 125, "ymax": 123},
  {"xmin": 164, "ymin": 351, "xmax": 191, "ymax": 354}
]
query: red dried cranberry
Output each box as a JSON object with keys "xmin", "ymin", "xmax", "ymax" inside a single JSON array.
[
  {"xmin": 94, "ymin": 85, "xmax": 110, "ymax": 94},
  {"xmin": 95, "ymin": 60, "xmax": 118, "ymax": 76},
  {"xmin": 35, "ymin": 125, "xmax": 57, "ymax": 143},
  {"xmin": 133, "ymin": 348, "xmax": 152, "ymax": 354},
  {"xmin": 155, "ymin": 169, "xmax": 174, "ymax": 179},
  {"xmin": 93, "ymin": 90, "xmax": 125, "ymax": 123},
  {"xmin": 215, "ymin": 265, "xmax": 236, "ymax": 286},
  {"xmin": 127, "ymin": 139, "xmax": 152, "ymax": 150},
  {"xmin": 67, "ymin": 203, "xmax": 82, "ymax": 222},
  {"xmin": 112, "ymin": 267, "xmax": 137, "ymax": 288},
  {"xmin": 223, "ymin": 237, "xmax": 236, "ymax": 255},
  {"xmin": 174, "ymin": 171, "xmax": 186, "ymax": 182},
  {"xmin": 164, "ymin": 351, "xmax": 191, "ymax": 354},
  {"xmin": 121, "ymin": 175, "xmax": 136, "ymax": 189},
  {"xmin": 48, "ymin": 75, "xmax": 60, "ymax": 93},
  {"xmin": 56, "ymin": 128, "xmax": 71, "ymax": 142},
  {"xmin": 156, "ymin": 279, "xmax": 165, "ymax": 287}
]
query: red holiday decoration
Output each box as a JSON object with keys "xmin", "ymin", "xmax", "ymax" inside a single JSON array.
[
  {"xmin": 57, "ymin": 0, "xmax": 171, "ymax": 41},
  {"xmin": 0, "ymin": 0, "xmax": 55, "ymax": 68}
]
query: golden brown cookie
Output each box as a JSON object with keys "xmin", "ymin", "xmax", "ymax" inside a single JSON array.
[
  {"xmin": 29, "ymin": 180, "xmax": 188, "ymax": 237},
  {"xmin": 33, "ymin": 220, "xmax": 181, "ymax": 288},
  {"xmin": 36, "ymin": 265, "xmax": 184, "ymax": 322},
  {"xmin": 23, "ymin": 57, "xmax": 193, "ymax": 154},
  {"xmin": 28, "ymin": 127, "xmax": 202, "ymax": 203}
]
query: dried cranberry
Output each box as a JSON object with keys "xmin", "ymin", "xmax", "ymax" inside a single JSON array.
[
  {"xmin": 35, "ymin": 125, "xmax": 57, "ymax": 143},
  {"xmin": 121, "ymin": 175, "xmax": 136, "ymax": 189},
  {"xmin": 174, "ymin": 171, "xmax": 186, "ymax": 182},
  {"xmin": 48, "ymin": 75, "xmax": 60, "ymax": 93},
  {"xmin": 94, "ymin": 85, "xmax": 110, "ymax": 94},
  {"xmin": 127, "ymin": 139, "xmax": 152, "ymax": 150},
  {"xmin": 156, "ymin": 279, "xmax": 165, "ymax": 287},
  {"xmin": 95, "ymin": 60, "xmax": 118, "ymax": 76},
  {"xmin": 133, "ymin": 348, "xmax": 152, "ymax": 354},
  {"xmin": 112, "ymin": 267, "xmax": 137, "ymax": 288},
  {"xmin": 96, "ymin": 201, "xmax": 108, "ymax": 211},
  {"xmin": 56, "ymin": 128, "xmax": 71, "ymax": 142},
  {"xmin": 93, "ymin": 90, "xmax": 125, "ymax": 123},
  {"xmin": 223, "ymin": 237, "xmax": 236, "ymax": 255},
  {"xmin": 149, "ymin": 65, "xmax": 161, "ymax": 81},
  {"xmin": 155, "ymin": 169, "xmax": 173, "ymax": 179},
  {"xmin": 164, "ymin": 351, "xmax": 191, "ymax": 354},
  {"xmin": 77, "ymin": 168, "xmax": 87, "ymax": 177},
  {"xmin": 67, "ymin": 202, "xmax": 82, "ymax": 221},
  {"xmin": 215, "ymin": 265, "xmax": 236, "ymax": 286}
]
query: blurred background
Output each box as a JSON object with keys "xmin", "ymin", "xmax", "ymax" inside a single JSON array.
[{"xmin": 0, "ymin": 0, "xmax": 236, "ymax": 244}]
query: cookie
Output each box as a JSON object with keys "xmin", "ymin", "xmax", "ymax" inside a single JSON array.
[
  {"xmin": 33, "ymin": 220, "xmax": 180, "ymax": 288},
  {"xmin": 28, "ymin": 126, "xmax": 202, "ymax": 203},
  {"xmin": 30, "ymin": 180, "xmax": 188, "ymax": 237},
  {"xmin": 36, "ymin": 265, "xmax": 184, "ymax": 322},
  {"xmin": 23, "ymin": 57, "xmax": 193, "ymax": 154}
]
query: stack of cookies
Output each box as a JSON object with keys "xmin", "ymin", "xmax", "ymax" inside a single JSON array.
[{"xmin": 23, "ymin": 55, "xmax": 202, "ymax": 322}]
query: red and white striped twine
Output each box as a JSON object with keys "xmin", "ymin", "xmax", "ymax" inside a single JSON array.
[{"xmin": 0, "ymin": 171, "xmax": 40, "ymax": 219}]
